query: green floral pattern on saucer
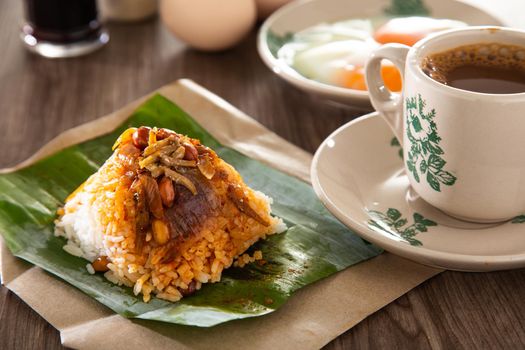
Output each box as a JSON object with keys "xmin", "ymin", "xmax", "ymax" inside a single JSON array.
[
  {"xmin": 368, "ymin": 208, "xmax": 437, "ymax": 246},
  {"xmin": 390, "ymin": 137, "xmax": 403, "ymax": 159},
  {"xmin": 405, "ymin": 94, "xmax": 457, "ymax": 192}
]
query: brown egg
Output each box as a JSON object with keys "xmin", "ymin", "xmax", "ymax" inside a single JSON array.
[
  {"xmin": 255, "ymin": 0, "xmax": 293, "ymax": 19},
  {"xmin": 159, "ymin": 0, "xmax": 257, "ymax": 51}
]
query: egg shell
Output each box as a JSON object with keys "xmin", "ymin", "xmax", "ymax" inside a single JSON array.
[
  {"xmin": 255, "ymin": 0, "xmax": 293, "ymax": 19},
  {"xmin": 160, "ymin": 0, "xmax": 256, "ymax": 51}
]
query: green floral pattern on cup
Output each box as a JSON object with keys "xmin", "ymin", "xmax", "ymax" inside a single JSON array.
[
  {"xmin": 511, "ymin": 215, "xmax": 525, "ymax": 223},
  {"xmin": 368, "ymin": 208, "xmax": 437, "ymax": 246},
  {"xmin": 405, "ymin": 94, "xmax": 457, "ymax": 192}
]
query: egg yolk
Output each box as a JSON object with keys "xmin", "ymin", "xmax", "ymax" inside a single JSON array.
[
  {"xmin": 374, "ymin": 17, "xmax": 465, "ymax": 46},
  {"xmin": 340, "ymin": 64, "xmax": 401, "ymax": 91}
]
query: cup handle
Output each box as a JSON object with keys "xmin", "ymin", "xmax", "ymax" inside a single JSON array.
[{"xmin": 365, "ymin": 44, "xmax": 410, "ymax": 142}]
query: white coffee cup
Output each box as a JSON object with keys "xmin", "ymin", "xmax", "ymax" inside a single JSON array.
[{"xmin": 365, "ymin": 26, "xmax": 525, "ymax": 223}]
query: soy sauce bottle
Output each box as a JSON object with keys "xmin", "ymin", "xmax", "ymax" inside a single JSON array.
[{"xmin": 21, "ymin": 0, "xmax": 109, "ymax": 58}]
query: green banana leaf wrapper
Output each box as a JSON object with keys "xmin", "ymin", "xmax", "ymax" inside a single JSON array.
[{"xmin": 0, "ymin": 94, "xmax": 381, "ymax": 327}]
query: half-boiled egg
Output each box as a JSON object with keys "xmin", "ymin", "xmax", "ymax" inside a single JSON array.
[
  {"xmin": 278, "ymin": 17, "xmax": 465, "ymax": 92},
  {"xmin": 291, "ymin": 39, "xmax": 401, "ymax": 91}
]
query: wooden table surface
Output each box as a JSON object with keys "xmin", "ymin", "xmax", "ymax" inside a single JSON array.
[{"xmin": 2, "ymin": 1, "xmax": 525, "ymax": 349}]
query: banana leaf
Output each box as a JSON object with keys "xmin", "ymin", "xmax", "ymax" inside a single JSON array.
[{"xmin": 0, "ymin": 94, "xmax": 381, "ymax": 327}]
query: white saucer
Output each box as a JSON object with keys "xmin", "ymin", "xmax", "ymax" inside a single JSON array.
[{"xmin": 311, "ymin": 113, "xmax": 525, "ymax": 271}]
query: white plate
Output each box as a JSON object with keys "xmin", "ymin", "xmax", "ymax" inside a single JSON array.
[
  {"xmin": 257, "ymin": 0, "xmax": 503, "ymax": 109},
  {"xmin": 311, "ymin": 113, "xmax": 525, "ymax": 271}
]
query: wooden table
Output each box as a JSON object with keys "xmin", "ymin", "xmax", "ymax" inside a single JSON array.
[{"xmin": 2, "ymin": 1, "xmax": 525, "ymax": 349}]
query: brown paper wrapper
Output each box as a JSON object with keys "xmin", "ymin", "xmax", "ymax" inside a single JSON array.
[{"xmin": 0, "ymin": 80, "xmax": 441, "ymax": 349}]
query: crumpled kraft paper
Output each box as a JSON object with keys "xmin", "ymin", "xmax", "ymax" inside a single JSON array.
[{"xmin": 0, "ymin": 79, "xmax": 441, "ymax": 349}]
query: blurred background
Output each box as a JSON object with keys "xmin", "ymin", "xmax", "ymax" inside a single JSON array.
[
  {"xmin": 3, "ymin": 0, "xmax": 319, "ymax": 165},
  {"xmin": 0, "ymin": 0, "xmax": 522, "ymax": 169}
]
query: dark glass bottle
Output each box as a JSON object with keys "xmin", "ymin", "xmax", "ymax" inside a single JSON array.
[{"xmin": 21, "ymin": 0, "xmax": 109, "ymax": 58}]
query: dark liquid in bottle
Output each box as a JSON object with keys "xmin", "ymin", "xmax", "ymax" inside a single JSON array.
[{"xmin": 23, "ymin": 0, "xmax": 101, "ymax": 43}]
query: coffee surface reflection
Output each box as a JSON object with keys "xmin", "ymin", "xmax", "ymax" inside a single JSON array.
[{"xmin": 421, "ymin": 43, "xmax": 525, "ymax": 94}]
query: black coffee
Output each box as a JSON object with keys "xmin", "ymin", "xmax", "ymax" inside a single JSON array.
[{"xmin": 421, "ymin": 43, "xmax": 525, "ymax": 94}]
